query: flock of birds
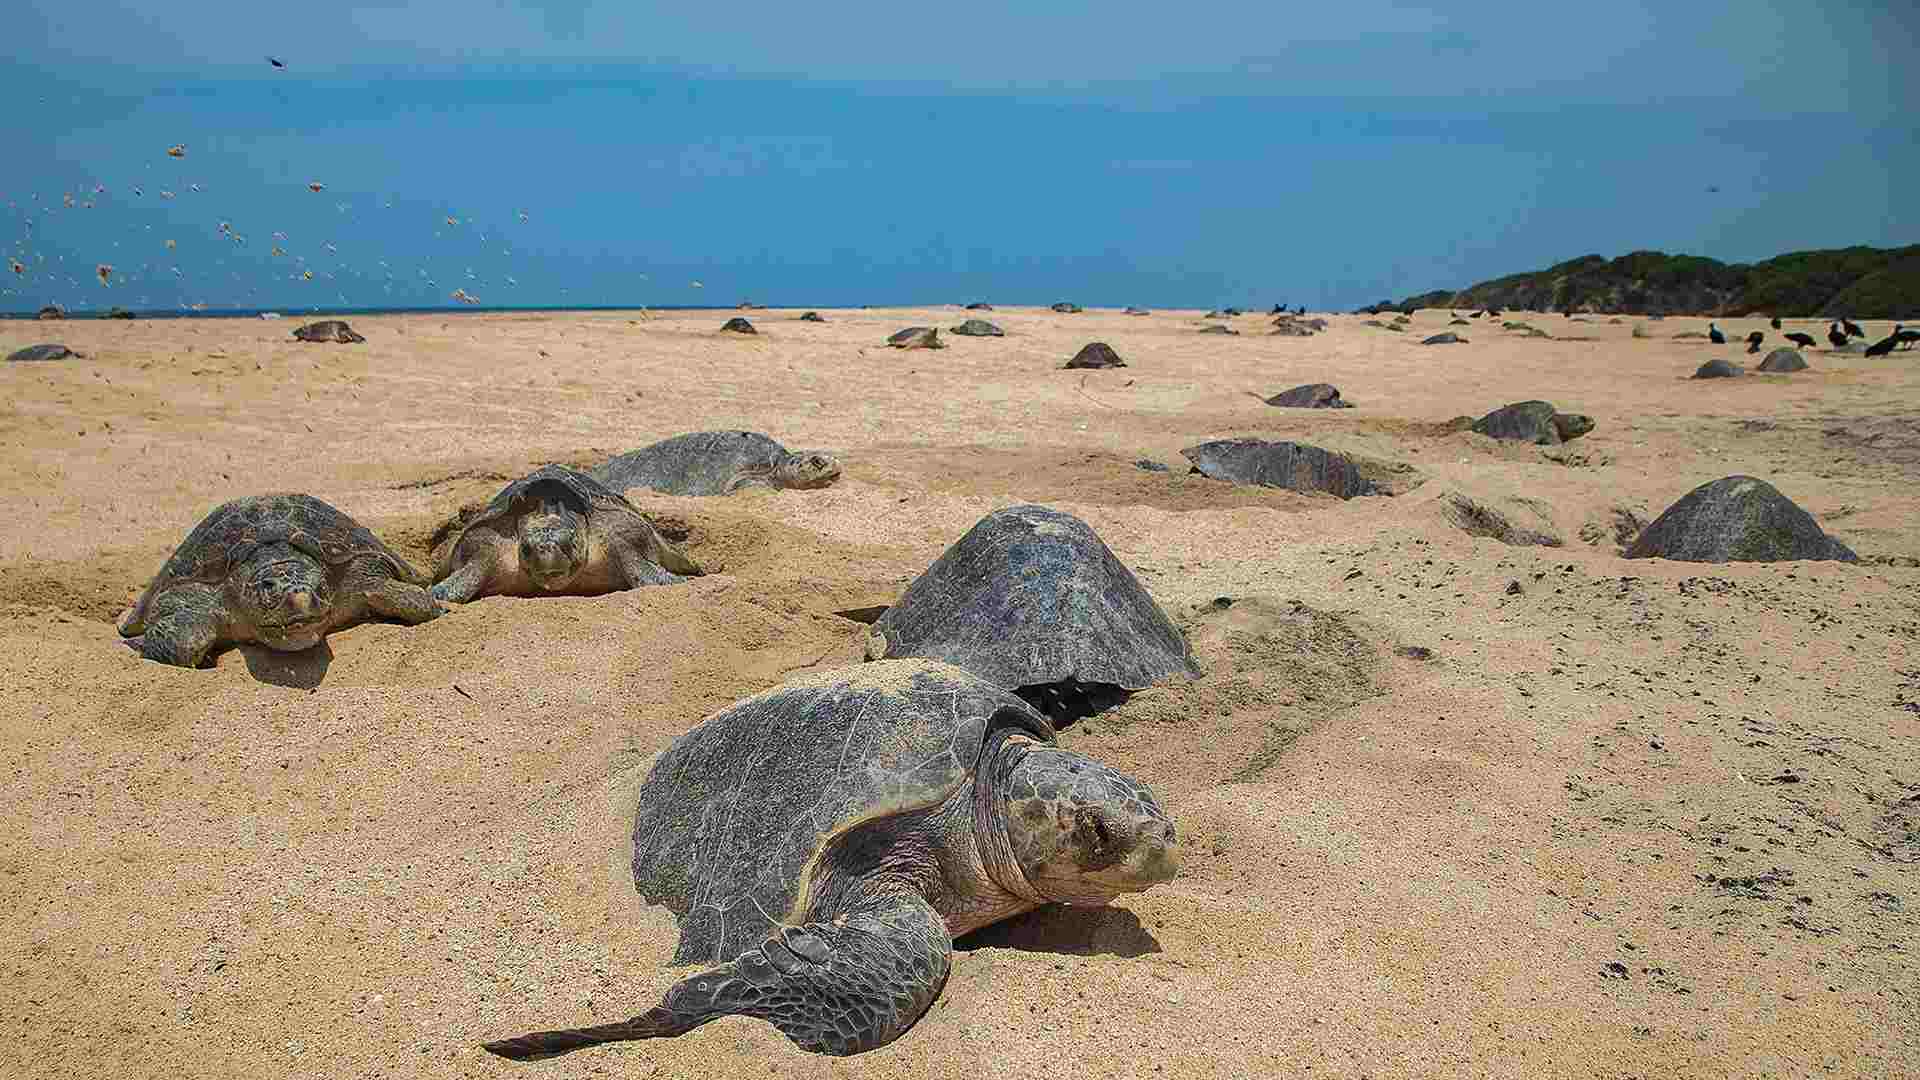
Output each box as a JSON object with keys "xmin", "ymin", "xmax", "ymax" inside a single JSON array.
[
  {"xmin": 2, "ymin": 134, "xmax": 551, "ymax": 315},
  {"xmin": 4, "ymin": 54, "xmax": 737, "ymax": 316},
  {"xmin": 1705, "ymin": 316, "xmax": 1916, "ymax": 357}
]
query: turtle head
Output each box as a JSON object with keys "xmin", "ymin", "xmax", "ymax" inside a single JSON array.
[
  {"xmin": 992, "ymin": 739, "xmax": 1180, "ymax": 905},
  {"xmin": 777, "ymin": 451, "xmax": 841, "ymax": 490},
  {"xmin": 516, "ymin": 499, "xmax": 589, "ymax": 591},
  {"xmin": 1553, "ymin": 413, "xmax": 1595, "ymax": 440},
  {"xmin": 233, "ymin": 541, "xmax": 334, "ymax": 650}
]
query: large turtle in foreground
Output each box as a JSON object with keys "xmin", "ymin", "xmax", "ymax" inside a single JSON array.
[
  {"xmin": 592, "ymin": 431, "xmax": 841, "ymax": 497},
  {"xmin": 429, "ymin": 465, "xmax": 699, "ymax": 602},
  {"xmin": 117, "ymin": 495, "xmax": 440, "ymax": 667},
  {"xmin": 865, "ymin": 505, "xmax": 1200, "ymax": 722},
  {"xmin": 483, "ymin": 660, "xmax": 1179, "ymax": 1060}
]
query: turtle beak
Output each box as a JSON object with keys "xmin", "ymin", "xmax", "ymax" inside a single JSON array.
[{"xmin": 1131, "ymin": 819, "xmax": 1181, "ymax": 886}]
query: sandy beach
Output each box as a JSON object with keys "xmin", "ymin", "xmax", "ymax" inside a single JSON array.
[{"xmin": 1, "ymin": 306, "xmax": 1914, "ymax": 1078}]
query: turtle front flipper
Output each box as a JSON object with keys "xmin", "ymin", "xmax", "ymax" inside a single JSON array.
[
  {"xmin": 430, "ymin": 556, "xmax": 494, "ymax": 604},
  {"xmin": 132, "ymin": 585, "xmax": 230, "ymax": 668},
  {"xmin": 605, "ymin": 512, "xmax": 700, "ymax": 581},
  {"xmin": 613, "ymin": 549, "xmax": 685, "ymax": 588},
  {"xmin": 483, "ymin": 890, "xmax": 951, "ymax": 1060},
  {"xmin": 360, "ymin": 575, "xmax": 445, "ymax": 624}
]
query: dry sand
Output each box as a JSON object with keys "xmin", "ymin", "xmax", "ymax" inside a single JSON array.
[{"xmin": 1, "ymin": 306, "xmax": 1915, "ymax": 1078}]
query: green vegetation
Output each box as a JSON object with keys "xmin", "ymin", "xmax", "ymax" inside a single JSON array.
[{"xmin": 1375, "ymin": 244, "xmax": 1920, "ymax": 318}]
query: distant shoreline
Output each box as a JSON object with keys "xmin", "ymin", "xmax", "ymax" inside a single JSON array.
[{"xmin": 0, "ymin": 304, "xmax": 801, "ymax": 321}]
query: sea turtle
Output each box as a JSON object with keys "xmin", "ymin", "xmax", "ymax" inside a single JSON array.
[
  {"xmin": 1692, "ymin": 358, "xmax": 1744, "ymax": 379},
  {"xmin": 593, "ymin": 431, "xmax": 841, "ymax": 497},
  {"xmin": 886, "ymin": 326, "xmax": 943, "ymax": 349},
  {"xmin": 1251, "ymin": 383, "xmax": 1350, "ymax": 409},
  {"xmin": 865, "ymin": 505, "xmax": 1199, "ymax": 722},
  {"xmin": 965, "ymin": 302, "xmax": 993, "ymax": 310},
  {"xmin": 720, "ymin": 317, "xmax": 756, "ymax": 334},
  {"xmin": 481, "ymin": 659, "xmax": 1180, "ymax": 1059},
  {"xmin": 1051, "ymin": 302, "xmax": 1082, "ymax": 313},
  {"xmin": 429, "ymin": 466, "xmax": 699, "ymax": 603},
  {"xmin": 1198, "ymin": 324, "xmax": 1239, "ymax": 335},
  {"xmin": 798, "ymin": 311, "xmax": 826, "ymax": 322},
  {"xmin": 291, "ymin": 320, "xmax": 366, "ymax": 343},
  {"xmin": 7, "ymin": 344, "xmax": 82, "ymax": 363},
  {"xmin": 1181, "ymin": 439, "xmax": 1375, "ymax": 499},
  {"xmin": 116, "ymin": 494, "xmax": 441, "ymax": 667},
  {"xmin": 1469, "ymin": 401, "xmax": 1593, "ymax": 445},
  {"xmin": 1625, "ymin": 476, "xmax": 1857, "ymax": 564},
  {"xmin": 1124, "ymin": 307, "xmax": 1150, "ymax": 316},
  {"xmin": 1756, "ymin": 348, "xmax": 1807, "ymax": 373},
  {"xmin": 948, "ymin": 318, "xmax": 1004, "ymax": 337},
  {"xmin": 36, "ymin": 305, "xmax": 64, "ymax": 320},
  {"xmin": 1063, "ymin": 342, "xmax": 1125, "ymax": 369},
  {"xmin": 1420, "ymin": 332, "xmax": 1466, "ymax": 345}
]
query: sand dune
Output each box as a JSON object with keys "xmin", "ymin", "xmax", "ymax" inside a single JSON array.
[{"xmin": 1, "ymin": 306, "xmax": 1914, "ymax": 1078}]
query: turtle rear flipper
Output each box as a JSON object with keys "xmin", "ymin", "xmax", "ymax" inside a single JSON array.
[{"xmin": 484, "ymin": 891, "xmax": 950, "ymax": 1059}]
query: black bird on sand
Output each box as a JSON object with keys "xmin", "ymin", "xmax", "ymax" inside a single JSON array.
[
  {"xmin": 1745, "ymin": 330, "xmax": 1765, "ymax": 354},
  {"xmin": 1487, "ymin": 309, "xmax": 1503, "ymax": 318},
  {"xmin": 1827, "ymin": 323, "xmax": 1849, "ymax": 349},
  {"xmin": 1865, "ymin": 331, "xmax": 1899, "ymax": 357},
  {"xmin": 1770, "ymin": 316, "xmax": 1782, "ymax": 330},
  {"xmin": 1841, "ymin": 317, "xmax": 1865, "ymax": 338},
  {"xmin": 1708, "ymin": 322, "xmax": 1726, "ymax": 344},
  {"xmin": 1785, "ymin": 331, "xmax": 1816, "ymax": 349}
]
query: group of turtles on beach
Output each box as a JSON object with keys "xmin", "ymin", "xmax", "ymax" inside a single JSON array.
[
  {"xmin": 115, "ymin": 430, "xmax": 838, "ymax": 667},
  {"xmin": 112, "ymin": 425, "xmax": 1201, "ymax": 1058},
  {"xmin": 40, "ymin": 305, "xmax": 1872, "ymax": 1060}
]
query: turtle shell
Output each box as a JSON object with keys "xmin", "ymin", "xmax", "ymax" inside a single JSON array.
[
  {"xmin": 433, "ymin": 465, "xmax": 644, "ymax": 576},
  {"xmin": 7, "ymin": 344, "xmax": 81, "ymax": 363},
  {"xmin": 464, "ymin": 464, "xmax": 633, "ymax": 529},
  {"xmin": 631, "ymin": 659, "xmax": 1053, "ymax": 964},
  {"xmin": 868, "ymin": 505, "xmax": 1200, "ymax": 698},
  {"xmin": 1470, "ymin": 400, "xmax": 1563, "ymax": 444},
  {"xmin": 1181, "ymin": 438, "xmax": 1374, "ymax": 499},
  {"xmin": 592, "ymin": 430, "xmax": 796, "ymax": 496},
  {"xmin": 122, "ymin": 494, "xmax": 424, "ymax": 634}
]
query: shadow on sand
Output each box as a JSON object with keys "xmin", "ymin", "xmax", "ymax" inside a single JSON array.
[
  {"xmin": 955, "ymin": 903, "xmax": 1162, "ymax": 958},
  {"xmin": 238, "ymin": 640, "xmax": 334, "ymax": 688}
]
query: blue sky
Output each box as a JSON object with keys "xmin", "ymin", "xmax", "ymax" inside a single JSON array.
[{"xmin": 5, "ymin": 1, "xmax": 1914, "ymax": 313}]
